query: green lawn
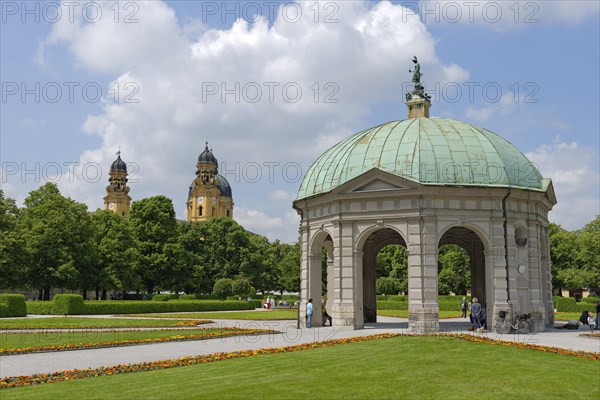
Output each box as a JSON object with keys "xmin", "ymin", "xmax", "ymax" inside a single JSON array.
[
  {"xmin": 554, "ymin": 312, "xmax": 587, "ymax": 321},
  {"xmin": 2, "ymin": 336, "xmax": 597, "ymax": 399},
  {"xmin": 0, "ymin": 317, "xmax": 206, "ymax": 330},
  {"xmin": 125, "ymin": 310, "xmax": 298, "ymax": 320},
  {"xmin": 0, "ymin": 329, "xmax": 238, "ymax": 352},
  {"xmin": 377, "ymin": 310, "xmax": 462, "ymax": 318}
]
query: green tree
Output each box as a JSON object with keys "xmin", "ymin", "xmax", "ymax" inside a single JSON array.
[
  {"xmin": 376, "ymin": 277, "xmax": 401, "ymax": 295},
  {"xmin": 242, "ymin": 234, "xmax": 277, "ymax": 293},
  {"xmin": 557, "ymin": 268, "xmax": 599, "ymax": 292},
  {"xmin": 129, "ymin": 196, "xmax": 178, "ymax": 294},
  {"xmin": 232, "ymin": 277, "xmax": 254, "ymax": 297},
  {"xmin": 577, "ymin": 215, "xmax": 600, "ymax": 279},
  {"xmin": 19, "ymin": 183, "xmax": 96, "ymax": 300},
  {"xmin": 90, "ymin": 210, "xmax": 141, "ymax": 296},
  {"xmin": 213, "ymin": 278, "xmax": 234, "ymax": 298},
  {"xmin": 548, "ymin": 223, "xmax": 580, "ymax": 292},
  {"xmin": 175, "ymin": 221, "xmax": 207, "ymax": 294},
  {"xmin": 276, "ymin": 242, "xmax": 300, "ymax": 295},
  {"xmin": 0, "ymin": 190, "xmax": 30, "ymax": 289},
  {"xmin": 197, "ymin": 217, "xmax": 254, "ymax": 291},
  {"xmin": 437, "ymin": 245, "xmax": 470, "ymax": 295},
  {"xmin": 376, "ymin": 245, "xmax": 408, "ymax": 293}
]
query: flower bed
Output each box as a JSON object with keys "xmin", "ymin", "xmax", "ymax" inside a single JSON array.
[
  {"xmin": 580, "ymin": 333, "xmax": 600, "ymax": 338},
  {"xmin": 450, "ymin": 333, "xmax": 600, "ymax": 360},
  {"xmin": 0, "ymin": 327, "xmax": 271, "ymax": 356},
  {"xmin": 0, "ymin": 319, "xmax": 212, "ymax": 330}
]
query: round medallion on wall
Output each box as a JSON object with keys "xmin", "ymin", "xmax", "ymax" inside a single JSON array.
[
  {"xmin": 518, "ymin": 264, "xmax": 527, "ymax": 274},
  {"xmin": 109, "ymin": 203, "xmax": 115, "ymax": 210}
]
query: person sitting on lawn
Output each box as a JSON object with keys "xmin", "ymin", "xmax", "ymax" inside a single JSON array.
[
  {"xmin": 579, "ymin": 310, "xmax": 590, "ymax": 326},
  {"xmin": 323, "ymin": 305, "xmax": 333, "ymax": 327}
]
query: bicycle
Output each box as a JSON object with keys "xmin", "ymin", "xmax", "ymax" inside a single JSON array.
[{"xmin": 493, "ymin": 308, "xmax": 533, "ymax": 334}]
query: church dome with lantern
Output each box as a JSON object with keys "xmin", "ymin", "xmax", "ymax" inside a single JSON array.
[{"xmin": 187, "ymin": 143, "xmax": 234, "ymax": 222}]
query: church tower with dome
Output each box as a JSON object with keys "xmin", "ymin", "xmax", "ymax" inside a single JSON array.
[
  {"xmin": 186, "ymin": 143, "xmax": 234, "ymax": 222},
  {"xmin": 103, "ymin": 152, "xmax": 132, "ymax": 217}
]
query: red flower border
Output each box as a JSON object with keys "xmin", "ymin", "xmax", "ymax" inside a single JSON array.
[
  {"xmin": 0, "ymin": 327, "xmax": 271, "ymax": 355},
  {"xmin": 0, "ymin": 319, "xmax": 212, "ymax": 331}
]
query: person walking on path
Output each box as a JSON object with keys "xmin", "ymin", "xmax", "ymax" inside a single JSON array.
[
  {"xmin": 595, "ymin": 300, "xmax": 600, "ymax": 330},
  {"xmin": 471, "ymin": 297, "xmax": 483, "ymax": 332},
  {"xmin": 306, "ymin": 298, "xmax": 314, "ymax": 328},
  {"xmin": 461, "ymin": 297, "xmax": 468, "ymax": 318}
]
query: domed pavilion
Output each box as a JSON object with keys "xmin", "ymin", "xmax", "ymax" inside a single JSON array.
[{"xmin": 293, "ymin": 59, "xmax": 556, "ymax": 333}]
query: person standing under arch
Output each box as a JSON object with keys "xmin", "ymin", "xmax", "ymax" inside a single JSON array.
[
  {"xmin": 306, "ymin": 298, "xmax": 314, "ymax": 328},
  {"xmin": 471, "ymin": 297, "xmax": 483, "ymax": 332}
]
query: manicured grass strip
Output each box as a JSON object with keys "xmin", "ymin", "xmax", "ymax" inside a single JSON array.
[
  {"xmin": 0, "ymin": 318, "xmax": 211, "ymax": 330},
  {"xmin": 377, "ymin": 310, "xmax": 462, "ymax": 319},
  {"xmin": 0, "ymin": 327, "xmax": 271, "ymax": 355},
  {"xmin": 2, "ymin": 334, "xmax": 598, "ymax": 398},
  {"xmin": 554, "ymin": 312, "xmax": 588, "ymax": 321},
  {"xmin": 124, "ymin": 310, "xmax": 297, "ymax": 320},
  {"xmin": 580, "ymin": 333, "xmax": 600, "ymax": 338},
  {"xmin": 2, "ymin": 332, "xmax": 598, "ymax": 392}
]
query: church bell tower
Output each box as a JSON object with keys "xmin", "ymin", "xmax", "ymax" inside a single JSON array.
[
  {"xmin": 186, "ymin": 143, "xmax": 234, "ymax": 222},
  {"xmin": 103, "ymin": 152, "xmax": 132, "ymax": 217}
]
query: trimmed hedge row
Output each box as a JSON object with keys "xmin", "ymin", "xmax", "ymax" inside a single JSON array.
[
  {"xmin": 0, "ymin": 294, "xmax": 27, "ymax": 318},
  {"xmin": 582, "ymin": 297, "xmax": 600, "ymax": 304},
  {"xmin": 377, "ymin": 301, "xmax": 408, "ymax": 310},
  {"xmin": 178, "ymin": 294, "xmax": 223, "ymax": 301},
  {"xmin": 376, "ymin": 301, "xmax": 463, "ymax": 311},
  {"xmin": 376, "ymin": 295, "xmax": 469, "ymax": 303},
  {"xmin": 154, "ymin": 294, "xmax": 230, "ymax": 301},
  {"xmin": 553, "ymin": 296, "xmax": 595, "ymax": 313},
  {"xmin": 26, "ymin": 297, "xmax": 263, "ymax": 315}
]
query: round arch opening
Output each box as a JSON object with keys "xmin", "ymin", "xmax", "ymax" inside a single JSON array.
[
  {"xmin": 360, "ymin": 227, "xmax": 407, "ymax": 323},
  {"xmin": 438, "ymin": 226, "xmax": 488, "ymax": 324}
]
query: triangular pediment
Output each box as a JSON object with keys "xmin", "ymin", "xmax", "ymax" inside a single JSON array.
[
  {"xmin": 542, "ymin": 178, "xmax": 557, "ymax": 205},
  {"xmin": 353, "ymin": 178, "xmax": 405, "ymax": 192},
  {"xmin": 332, "ymin": 168, "xmax": 419, "ymax": 196}
]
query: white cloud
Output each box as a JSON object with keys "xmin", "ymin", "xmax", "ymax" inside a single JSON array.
[
  {"xmin": 31, "ymin": 0, "xmax": 471, "ymax": 242},
  {"xmin": 234, "ymin": 207, "xmax": 300, "ymax": 243},
  {"xmin": 269, "ymin": 190, "xmax": 294, "ymax": 202},
  {"xmin": 526, "ymin": 140, "xmax": 600, "ymax": 230},
  {"xmin": 464, "ymin": 93, "xmax": 518, "ymax": 123}
]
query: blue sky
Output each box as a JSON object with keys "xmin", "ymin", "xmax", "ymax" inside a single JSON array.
[{"xmin": 1, "ymin": 0, "xmax": 599, "ymax": 242}]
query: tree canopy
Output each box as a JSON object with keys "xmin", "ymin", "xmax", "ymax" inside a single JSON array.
[{"xmin": 2, "ymin": 182, "xmax": 596, "ymax": 299}]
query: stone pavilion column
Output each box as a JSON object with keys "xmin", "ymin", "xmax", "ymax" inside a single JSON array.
[
  {"xmin": 407, "ymin": 217, "xmax": 439, "ymax": 333},
  {"xmin": 332, "ymin": 221, "xmax": 362, "ymax": 329}
]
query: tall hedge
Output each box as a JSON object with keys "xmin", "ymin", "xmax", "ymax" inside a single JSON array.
[
  {"xmin": 52, "ymin": 294, "xmax": 85, "ymax": 315},
  {"xmin": 0, "ymin": 294, "xmax": 27, "ymax": 317}
]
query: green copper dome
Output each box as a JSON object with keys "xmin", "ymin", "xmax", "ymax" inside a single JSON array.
[{"xmin": 297, "ymin": 118, "xmax": 544, "ymax": 200}]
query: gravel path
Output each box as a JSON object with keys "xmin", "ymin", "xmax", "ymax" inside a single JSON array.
[{"xmin": 1, "ymin": 317, "xmax": 598, "ymax": 379}]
